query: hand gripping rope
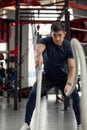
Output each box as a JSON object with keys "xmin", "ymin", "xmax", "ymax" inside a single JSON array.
[
  {"xmin": 65, "ymin": 38, "xmax": 79, "ymax": 96},
  {"xmin": 66, "ymin": 38, "xmax": 87, "ymax": 130}
]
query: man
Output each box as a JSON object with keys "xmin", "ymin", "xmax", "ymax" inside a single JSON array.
[{"xmin": 19, "ymin": 21, "xmax": 81, "ymax": 130}]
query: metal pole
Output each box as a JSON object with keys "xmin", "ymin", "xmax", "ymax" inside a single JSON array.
[
  {"xmin": 7, "ymin": 22, "xmax": 10, "ymax": 103},
  {"xmin": 14, "ymin": 0, "xmax": 19, "ymax": 110},
  {"xmin": 18, "ymin": 25, "xmax": 22, "ymax": 102},
  {"xmin": 65, "ymin": 0, "xmax": 70, "ymax": 40}
]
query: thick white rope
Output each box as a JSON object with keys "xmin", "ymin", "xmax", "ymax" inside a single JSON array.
[
  {"xmin": 35, "ymin": 65, "xmax": 42, "ymax": 130},
  {"xmin": 67, "ymin": 38, "xmax": 87, "ymax": 130}
]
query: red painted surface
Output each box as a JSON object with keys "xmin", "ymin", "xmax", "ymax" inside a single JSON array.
[
  {"xmin": 0, "ymin": 21, "xmax": 11, "ymax": 43},
  {"xmin": 68, "ymin": 1, "xmax": 87, "ymax": 11},
  {"xmin": 9, "ymin": 45, "xmax": 19, "ymax": 55},
  {"xmin": 0, "ymin": 0, "xmax": 40, "ymax": 8},
  {"xmin": 70, "ymin": 18, "xmax": 87, "ymax": 43}
]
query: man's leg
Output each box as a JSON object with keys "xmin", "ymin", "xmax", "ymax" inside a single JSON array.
[
  {"xmin": 71, "ymin": 88, "xmax": 81, "ymax": 125},
  {"xmin": 64, "ymin": 96, "xmax": 70, "ymax": 110},
  {"xmin": 25, "ymin": 82, "xmax": 45, "ymax": 125},
  {"xmin": 19, "ymin": 82, "xmax": 46, "ymax": 130}
]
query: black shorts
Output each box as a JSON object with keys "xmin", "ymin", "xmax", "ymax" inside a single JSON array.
[{"xmin": 41, "ymin": 73, "xmax": 67, "ymax": 95}]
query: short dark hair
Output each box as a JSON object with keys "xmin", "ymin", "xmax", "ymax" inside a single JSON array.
[{"xmin": 51, "ymin": 21, "xmax": 65, "ymax": 32}]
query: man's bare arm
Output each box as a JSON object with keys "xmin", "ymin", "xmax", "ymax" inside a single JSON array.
[
  {"xmin": 35, "ymin": 43, "xmax": 46, "ymax": 66},
  {"xmin": 64, "ymin": 58, "xmax": 75, "ymax": 94}
]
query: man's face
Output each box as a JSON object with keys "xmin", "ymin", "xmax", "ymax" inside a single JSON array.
[{"xmin": 51, "ymin": 31, "xmax": 66, "ymax": 46}]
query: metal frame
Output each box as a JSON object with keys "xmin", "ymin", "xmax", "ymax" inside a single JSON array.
[{"xmin": 0, "ymin": 0, "xmax": 70, "ymax": 110}]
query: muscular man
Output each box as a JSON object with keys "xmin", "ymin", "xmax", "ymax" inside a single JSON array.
[{"xmin": 19, "ymin": 21, "xmax": 81, "ymax": 130}]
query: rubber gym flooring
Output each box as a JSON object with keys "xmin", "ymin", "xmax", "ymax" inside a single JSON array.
[{"xmin": 0, "ymin": 95, "xmax": 82, "ymax": 130}]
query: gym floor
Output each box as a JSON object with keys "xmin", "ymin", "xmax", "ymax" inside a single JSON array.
[{"xmin": 0, "ymin": 95, "xmax": 81, "ymax": 130}]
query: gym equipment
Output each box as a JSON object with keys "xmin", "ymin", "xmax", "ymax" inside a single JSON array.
[
  {"xmin": 66, "ymin": 38, "xmax": 87, "ymax": 130},
  {"xmin": 35, "ymin": 65, "xmax": 42, "ymax": 130}
]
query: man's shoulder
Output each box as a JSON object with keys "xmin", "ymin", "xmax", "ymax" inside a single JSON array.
[
  {"xmin": 38, "ymin": 36, "xmax": 52, "ymax": 44},
  {"xmin": 41, "ymin": 36, "xmax": 52, "ymax": 41}
]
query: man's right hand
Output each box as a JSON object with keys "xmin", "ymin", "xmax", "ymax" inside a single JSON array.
[{"xmin": 35, "ymin": 54, "xmax": 43, "ymax": 67}]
